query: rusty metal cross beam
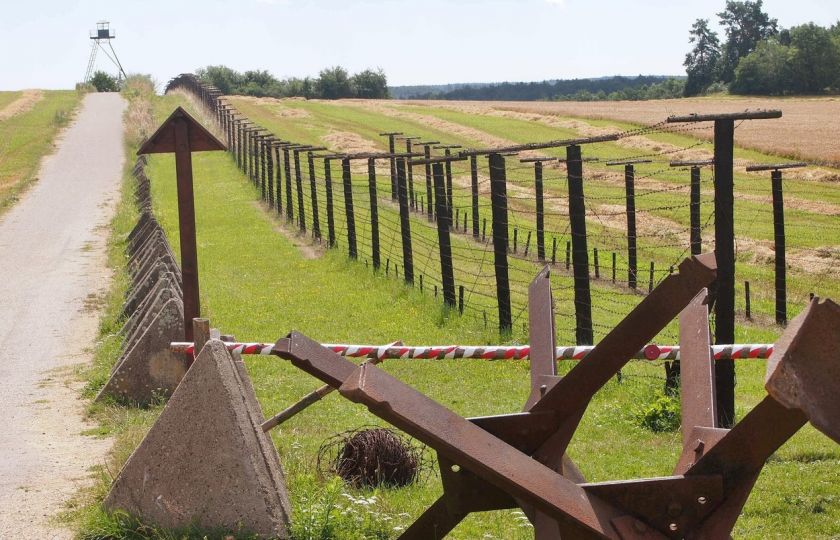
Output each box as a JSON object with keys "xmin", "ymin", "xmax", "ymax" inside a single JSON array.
[{"xmin": 272, "ymin": 254, "xmax": 721, "ymax": 538}]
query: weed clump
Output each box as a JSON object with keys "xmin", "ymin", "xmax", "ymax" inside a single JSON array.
[{"xmin": 637, "ymin": 393, "xmax": 681, "ymax": 433}]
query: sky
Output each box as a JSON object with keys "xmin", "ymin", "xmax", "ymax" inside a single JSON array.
[{"xmin": 0, "ymin": 0, "xmax": 837, "ymax": 90}]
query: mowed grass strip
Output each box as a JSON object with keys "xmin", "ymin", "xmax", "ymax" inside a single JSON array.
[
  {"xmin": 0, "ymin": 89, "xmax": 82, "ymax": 213},
  {"xmin": 0, "ymin": 90, "xmax": 24, "ymax": 111},
  {"xmin": 80, "ymin": 94, "xmax": 839, "ymax": 538}
]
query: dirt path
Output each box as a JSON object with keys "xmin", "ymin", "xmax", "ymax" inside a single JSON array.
[
  {"xmin": 0, "ymin": 90, "xmax": 44, "ymax": 121},
  {"xmin": 0, "ymin": 92, "xmax": 125, "ymax": 538}
]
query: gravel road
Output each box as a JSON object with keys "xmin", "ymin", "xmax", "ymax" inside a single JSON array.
[{"xmin": 0, "ymin": 92, "xmax": 125, "ymax": 538}]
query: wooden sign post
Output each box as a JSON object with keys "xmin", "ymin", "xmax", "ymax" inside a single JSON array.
[{"xmin": 137, "ymin": 107, "xmax": 226, "ymax": 347}]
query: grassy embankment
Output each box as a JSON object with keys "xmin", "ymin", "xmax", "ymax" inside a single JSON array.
[
  {"xmin": 0, "ymin": 90, "xmax": 82, "ymax": 213},
  {"xmin": 69, "ymin": 89, "xmax": 840, "ymax": 539}
]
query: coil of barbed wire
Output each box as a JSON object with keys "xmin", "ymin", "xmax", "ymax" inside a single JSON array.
[{"xmin": 317, "ymin": 427, "xmax": 432, "ymax": 489}]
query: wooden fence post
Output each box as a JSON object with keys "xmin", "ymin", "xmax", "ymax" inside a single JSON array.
[
  {"xmin": 771, "ymin": 169, "xmax": 786, "ymax": 325},
  {"xmin": 625, "ymin": 163, "xmax": 638, "ymax": 289},
  {"xmin": 283, "ymin": 147, "xmax": 294, "ymax": 222},
  {"xmin": 433, "ymin": 163, "xmax": 456, "ymax": 307},
  {"xmin": 294, "ymin": 149, "xmax": 306, "ymax": 233},
  {"xmin": 342, "ymin": 158, "xmax": 357, "ymax": 259},
  {"xmin": 489, "ymin": 153, "xmax": 512, "ymax": 335},
  {"xmin": 424, "ymin": 144, "xmax": 433, "ymax": 219},
  {"xmin": 690, "ymin": 166, "xmax": 702, "ymax": 255},
  {"xmin": 396, "ymin": 158, "xmax": 414, "ymax": 284},
  {"xmin": 266, "ymin": 140, "xmax": 275, "ymax": 208},
  {"xmin": 368, "ymin": 157, "xmax": 380, "ymax": 270},
  {"xmin": 405, "ymin": 138, "xmax": 416, "ymax": 209},
  {"xmin": 535, "ymin": 161, "xmax": 546, "ymax": 261},
  {"xmin": 274, "ymin": 144, "xmax": 282, "ymax": 214},
  {"xmin": 324, "ymin": 158, "xmax": 336, "ymax": 248},
  {"xmin": 567, "ymin": 144, "xmax": 593, "ymax": 346},
  {"xmin": 594, "ymin": 247, "xmax": 599, "ymax": 279},
  {"xmin": 260, "ymin": 136, "xmax": 267, "ymax": 200},
  {"xmin": 470, "ymin": 155, "xmax": 480, "ymax": 239},
  {"xmin": 745, "ymin": 280, "xmax": 751, "ymax": 320},
  {"xmin": 713, "ymin": 118, "xmax": 736, "ymax": 428},
  {"xmin": 308, "ymin": 152, "xmax": 321, "ymax": 240}
]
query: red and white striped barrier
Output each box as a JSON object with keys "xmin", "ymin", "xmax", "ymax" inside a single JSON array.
[{"xmin": 171, "ymin": 342, "xmax": 773, "ymax": 361}]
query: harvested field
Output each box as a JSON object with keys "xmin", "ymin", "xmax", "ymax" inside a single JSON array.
[
  {"xmin": 406, "ymin": 97, "xmax": 840, "ymax": 166},
  {"xmin": 0, "ymin": 89, "xmax": 43, "ymax": 121}
]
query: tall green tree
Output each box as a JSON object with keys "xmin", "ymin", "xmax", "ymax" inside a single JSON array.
[
  {"xmin": 350, "ymin": 68, "xmax": 389, "ymax": 98},
  {"xmin": 684, "ymin": 19, "xmax": 722, "ymax": 96},
  {"xmin": 717, "ymin": 0, "xmax": 778, "ymax": 82},
  {"xmin": 315, "ymin": 66, "xmax": 353, "ymax": 99},
  {"xmin": 195, "ymin": 65, "xmax": 242, "ymax": 94},
  {"xmin": 788, "ymin": 23, "xmax": 840, "ymax": 93},
  {"xmin": 730, "ymin": 39, "xmax": 791, "ymax": 95},
  {"xmin": 90, "ymin": 71, "xmax": 119, "ymax": 92}
]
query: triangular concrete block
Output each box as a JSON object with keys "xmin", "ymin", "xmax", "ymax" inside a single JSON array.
[
  {"xmin": 104, "ymin": 340, "xmax": 291, "ymax": 537},
  {"xmin": 98, "ymin": 298, "xmax": 186, "ymax": 405},
  {"xmin": 117, "ymin": 282, "xmax": 180, "ymax": 357},
  {"xmin": 119, "ymin": 277, "xmax": 179, "ymax": 337},
  {"xmin": 127, "ymin": 212, "xmax": 154, "ymax": 246},
  {"xmin": 121, "ymin": 262, "xmax": 180, "ymax": 320}
]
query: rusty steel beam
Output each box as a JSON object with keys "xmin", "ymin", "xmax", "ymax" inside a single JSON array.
[
  {"xmin": 274, "ymin": 334, "xmax": 627, "ymax": 538},
  {"xmin": 678, "ymin": 289, "xmax": 717, "ymax": 449},
  {"xmin": 531, "ymin": 254, "xmax": 717, "ymax": 417},
  {"xmin": 679, "ymin": 297, "xmax": 840, "ymax": 536},
  {"xmin": 264, "ymin": 257, "xmax": 840, "ymax": 539}
]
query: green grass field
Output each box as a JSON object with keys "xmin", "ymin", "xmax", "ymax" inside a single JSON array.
[
  {"xmin": 226, "ymin": 96, "xmax": 840, "ymax": 345},
  {"xmin": 0, "ymin": 90, "xmax": 83, "ymax": 213},
  {"xmin": 75, "ymin": 91, "xmax": 840, "ymax": 539}
]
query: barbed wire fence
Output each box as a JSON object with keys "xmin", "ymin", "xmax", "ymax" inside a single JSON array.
[{"xmin": 167, "ymin": 74, "xmax": 840, "ymax": 424}]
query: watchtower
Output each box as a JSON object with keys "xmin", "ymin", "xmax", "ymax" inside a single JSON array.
[{"xmin": 84, "ymin": 21, "xmax": 127, "ymax": 84}]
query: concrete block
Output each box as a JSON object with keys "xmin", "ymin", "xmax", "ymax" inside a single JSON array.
[
  {"xmin": 98, "ymin": 298, "xmax": 186, "ymax": 405},
  {"xmin": 104, "ymin": 339, "xmax": 291, "ymax": 537},
  {"xmin": 121, "ymin": 262, "xmax": 180, "ymax": 320},
  {"xmin": 118, "ymin": 281, "xmax": 180, "ymax": 353}
]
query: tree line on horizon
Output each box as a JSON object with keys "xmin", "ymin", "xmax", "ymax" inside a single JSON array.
[
  {"xmin": 195, "ymin": 65, "xmax": 389, "ymax": 99},
  {"xmin": 396, "ymin": 76, "xmax": 686, "ymax": 101},
  {"xmin": 684, "ymin": 0, "xmax": 840, "ymax": 96}
]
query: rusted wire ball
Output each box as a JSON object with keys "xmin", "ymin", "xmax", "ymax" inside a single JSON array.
[{"xmin": 317, "ymin": 427, "xmax": 427, "ymax": 488}]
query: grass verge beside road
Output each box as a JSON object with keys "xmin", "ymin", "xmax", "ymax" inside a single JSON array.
[{"xmin": 0, "ymin": 90, "xmax": 82, "ymax": 214}]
